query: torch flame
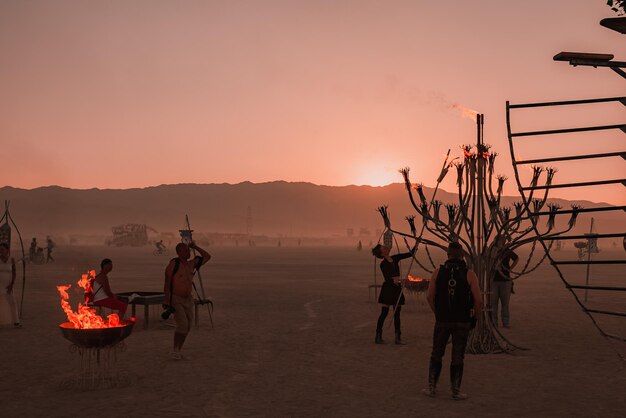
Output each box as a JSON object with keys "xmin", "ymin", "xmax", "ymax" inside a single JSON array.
[
  {"xmin": 451, "ymin": 103, "xmax": 478, "ymax": 122},
  {"xmin": 56, "ymin": 270, "xmax": 123, "ymax": 329}
]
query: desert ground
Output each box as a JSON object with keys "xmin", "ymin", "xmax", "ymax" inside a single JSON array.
[{"xmin": 0, "ymin": 244, "xmax": 624, "ymax": 418}]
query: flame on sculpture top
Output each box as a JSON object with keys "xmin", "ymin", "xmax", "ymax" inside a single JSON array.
[{"xmin": 452, "ymin": 103, "xmax": 479, "ymax": 122}]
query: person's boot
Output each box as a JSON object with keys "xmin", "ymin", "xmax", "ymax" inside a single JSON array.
[
  {"xmin": 450, "ymin": 364, "xmax": 468, "ymax": 400},
  {"xmin": 421, "ymin": 360, "xmax": 442, "ymax": 397},
  {"xmin": 395, "ymin": 331, "xmax": 406, "ymax": 345},
  {"xmin": 375, "ymin": 330, "xmax": 384, "ymax": 344}
]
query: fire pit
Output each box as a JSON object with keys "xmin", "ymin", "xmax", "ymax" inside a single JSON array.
[
  {"xmin": 403, "ymin": 275, "xmax": 430, "ymax": 295},
  {"xmin": 57, "ymin": 271, "xmax": 136, "ymax": 390},
  {"xmin": 59, "ymin": 320, "xmax": 135, "ymax": 349}
]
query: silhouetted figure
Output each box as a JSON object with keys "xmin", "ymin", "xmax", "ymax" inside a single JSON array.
[
  {"xmin": 46, "ymin": 237, "xmax": 55, "ymax": 263},
  {"xmin": 372, "ymin": 233, "xmax": 416, "ymax": 345},
  {"xmin": 88, "ymin": 259, "xmax": 128, "ymax": 318},
  {"xmin": 491, "ymin": 237, "xmax": 518, "ymax": 328},
  {"xmin": 357, "ymin": 240, "xmax": 363, "ymax": 251},
  {"xmin": 423, "ymin": 242, "xmax": 481, "ymax": 400},
  {"xmin": 278, "ymin": 240, "xmax": 281, "ymax": 248},
  {"xmin": 164, "ymin": 242, "xmax": 211, "ymax": 360},
  {"xmin": 0, "ymin": 243, "xmax": 20, "ymax": 327},
  {"xmin": 29, "ymin": 238, "xmax": 37, "ymax": 261}
]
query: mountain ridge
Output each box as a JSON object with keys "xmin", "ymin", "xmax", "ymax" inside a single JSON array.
[{"xmin": 0, "ymin": 182, "xmax": 621, "ymax": 240}]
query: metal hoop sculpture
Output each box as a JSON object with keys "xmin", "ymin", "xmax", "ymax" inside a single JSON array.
[{"xmin": 0, "ymin": 200, "xmax": 27, "ymax": 319}]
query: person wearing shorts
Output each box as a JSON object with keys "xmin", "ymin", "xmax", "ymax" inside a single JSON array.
[{"xmin": 164, "ymin": 241, "xmax": 210, "ymax": 360}]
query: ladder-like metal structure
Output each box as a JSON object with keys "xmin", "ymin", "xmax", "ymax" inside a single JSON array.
[{"xmin": 505, "ymin": 19, "xmax": 626, "ymax": 352}]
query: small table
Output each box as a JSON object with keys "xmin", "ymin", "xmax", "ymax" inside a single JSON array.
[{"xmin": 117, "ymin": 292, "xmax": 165, "ymax": 329}]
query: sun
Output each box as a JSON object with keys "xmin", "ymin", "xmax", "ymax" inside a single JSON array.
[{"xmin": 354, "ymin": 167, "xmax": 400, "ymax": 187}]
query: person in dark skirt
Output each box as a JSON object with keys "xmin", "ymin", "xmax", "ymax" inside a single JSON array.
[{"xmin": 372, "ymin": 241, "xmax": 416, "ymax": 345}]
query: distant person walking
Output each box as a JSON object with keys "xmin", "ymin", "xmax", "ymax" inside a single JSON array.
[
  {"xmin": 29, "ymin": 238, "xmax": 37, "ymax": 261},
  {"xmin": 88, "ymin": 259, "xmax": 128, "ymax": 318},
  {"xmin": 372, "ymin": 226, "xmax": 416, "ymax": 345},
  {"xmin": 46, "ymin": 237, "xmax": 55, "ymax": 263},
  {"xmin": 423, "ymin": 242, "xmax": 481, "ymax": 400},
  {"xmin": 0, "ymin": 243, "xmax": 20, "ymax": 327},
  {"xmin": 164, "ymin": 242, "xmax": 211, "ymax": 360},
  {"xmin": 491, "ymin": 237, "xmax": 518, "ymax": 328}
]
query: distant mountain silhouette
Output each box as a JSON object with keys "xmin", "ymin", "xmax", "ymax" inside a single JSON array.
[{"xmin": 0, "ymin": 182, "xmax": 622, "ymax": 242}]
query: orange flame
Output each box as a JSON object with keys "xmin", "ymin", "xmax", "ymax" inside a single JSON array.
[
  {"xmin": 56, "ymin": 270, "xmax": 122, "ymax": 329},
  {"xmin": 407, "ymin": 275, "xmax": 428, "ymax": 282},
  {"xmin": 451, "ymin": 103, "xmax": 478, "ymax": 122}
]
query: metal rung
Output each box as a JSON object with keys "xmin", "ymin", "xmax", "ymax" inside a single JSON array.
[
  {"xmin": 569, "ymin": 59, "xmax": 626, "ymax": 69},
  {"xmin": 568, "ymin": 285, "xmax": 626, "ymax": 292},
  {"xmin": 585, "ymin": 309, "xmax": 626, "ymax": 318},
  {"xmin": 522, "ymin": 179, "xmax": 626, "ymax": 190},
  {"xmin": 509, "ymin": 97, "xmax": 626, "ymax": 109},
  {"xmin": 533, "ymin": 206, "xmax": 626, "ymax": 216},
  {"xmin": 511, "ymin": 124, "xmax": 626, "ymax": 137},
  {"xmin": 540, "ymin": 233, "xmax": 626, "ymax": 241},
  {"xmin": 515, "ymin": 151, "xmax": 626, "ymax": 165},
  {"xmin": 552, "ymin": 260, "xmax": 626, "ymax": 265},
  {"xmin": 612, "ymin": 67, "xmax": 626, "ymax": 80}
]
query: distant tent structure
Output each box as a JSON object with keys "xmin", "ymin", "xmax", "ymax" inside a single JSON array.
[{"xmin": 0, "ymin": 201, "xmax": 27, "ymax": 319}]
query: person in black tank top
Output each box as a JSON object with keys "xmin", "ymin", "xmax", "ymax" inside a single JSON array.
[
  {"xmin": 423, "ymin": 242, "xmax": 482, "ymax": 400},
  {"xmin": 371, "ymin": 242, "xmax": 416, "ymax": 345}
]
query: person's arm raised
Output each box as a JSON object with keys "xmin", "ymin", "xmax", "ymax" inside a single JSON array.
[{"xmin": 189, "ymin": 242, "xmax": 211, "ymax": 267}]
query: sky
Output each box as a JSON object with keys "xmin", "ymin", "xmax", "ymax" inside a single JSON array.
[{"xmin": 1, "ymin": 0, "xmax": 625, "ymax": 204}]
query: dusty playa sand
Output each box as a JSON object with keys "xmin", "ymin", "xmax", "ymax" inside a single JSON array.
[{"xmin": 0, "ymin": 245, "xmax": 624, "ymax": 418}]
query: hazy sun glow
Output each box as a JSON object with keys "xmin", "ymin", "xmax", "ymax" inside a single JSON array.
[
  {"xmin": 0, "ymin": 1, "xmax": 623, "ymax": 205},
  {"xmin": 354, "ymin": 168, "xmax": 401, "ymax": 187}
]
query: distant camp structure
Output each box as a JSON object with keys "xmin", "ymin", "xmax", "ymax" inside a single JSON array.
[{"xmin": 107, "ymin": 224, "xmax": 158, "ymax": 247}]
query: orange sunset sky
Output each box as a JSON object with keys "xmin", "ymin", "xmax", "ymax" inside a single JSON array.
[{"xmin": 1, "ymin": 0, "xmax": 624, "ymax": 204}]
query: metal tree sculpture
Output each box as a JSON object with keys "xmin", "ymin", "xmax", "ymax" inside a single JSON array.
[{"xmin": 380, "ymin": 115, "xmax": 582, "ymax": 353}]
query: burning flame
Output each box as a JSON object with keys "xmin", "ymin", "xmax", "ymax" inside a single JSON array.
[
  {"xmin": 56, "ymin": 270, "xmax": 122, "ymax": 329},
  {"xmin": 407, "ymin": 275, "xmax": 428, "ymax": 282},
  {"xmin": 451, "ymin": 103, "xmax": 478, "ymax": 122}
]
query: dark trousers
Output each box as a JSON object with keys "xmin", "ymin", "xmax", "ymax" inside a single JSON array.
[
  {"xmin": 376, "ymin": 306, "xmax": 402, "ymax": 333},
  {"xmin": 430, "ymin": 322, "xmax": 470, "ymax": 366}
]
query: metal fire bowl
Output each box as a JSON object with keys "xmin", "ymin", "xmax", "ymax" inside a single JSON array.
[
  {"xmin": 59, "ymin": 321, "xmax": 135, "ymax": 349},
  {"xmin": 404, "ymin": 281, "xmax": 429, "ymax": 292}
]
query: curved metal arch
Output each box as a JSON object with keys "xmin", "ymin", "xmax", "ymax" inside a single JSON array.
[
  {"xmin": 506, "ymin": 101, "xmax": 626, "ymax": 358},
  {"xmin": 0, "ymin": 200, "xmax": 27, "ymax": 319}
]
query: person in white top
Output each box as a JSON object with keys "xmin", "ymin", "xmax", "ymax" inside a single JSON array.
[
  {"xmin": 0, "ymin": 243, "xmax": 20, "ymax": 327},
  {"xmin": 90, "ymin": 258, "xmax": 128, "ymax": 318}
]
